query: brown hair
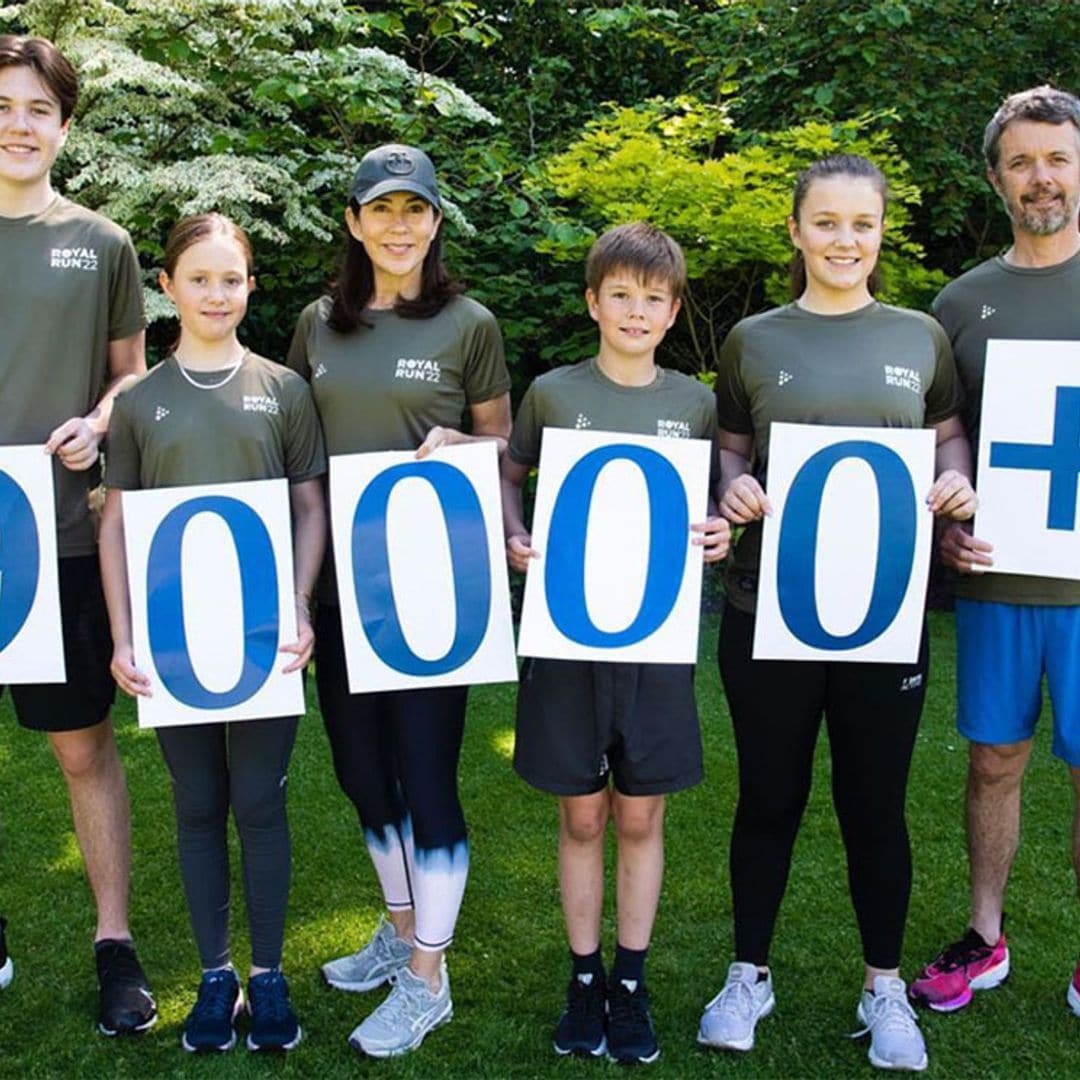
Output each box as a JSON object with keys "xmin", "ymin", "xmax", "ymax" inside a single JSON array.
[
  {"xmin": 983, "ymin": 85, "xmax": 1080, "ymax": 172},
  {"xmin": 0, "ymin": 35, "xmax": 78, "ymax": 122},
  {"xmin": 162, "ymin": 213, "xmax": 254, "ymax": 278},
  {"xmin": 789, "ymin": 154, "xmax": 888, "ymax": 300},
  {"xmin": 585, "ymin": 222, "xmax": 687, "ymax": 299}
]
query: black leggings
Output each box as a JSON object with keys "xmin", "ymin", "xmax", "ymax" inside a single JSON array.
[
  {"xmin": 156, "ymin": 716, "xmax": 297, "ymax": 970},
  {"xmin": 718, "ymin": 606, "xmax": 928, "ymax": 970},
  {"xmin": 316, "ymin": 604, "xmax": 469, "ymax": 951}
]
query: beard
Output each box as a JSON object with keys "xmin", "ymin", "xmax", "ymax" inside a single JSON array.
[{"xmin": 1004, "ymin": 184, "xmax": 1080, "ymax": 236}]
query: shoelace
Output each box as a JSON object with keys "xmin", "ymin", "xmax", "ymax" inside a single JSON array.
[
  {"xmin": 251, "ymin": 973, "xmax": 290, "ymax": 1022},
  {"xmin": 609, "ymin": 985, "xmax": 649, "ymax": 1035},
  {"xmin": 375, "ymin": 974, "xmax": 432, "ymax": 1026},
  {"xmin": 931, "ymin": 933, "xmax": 992, "ymax": 974},
  {"xmin": 98, "ymin": 943, "xmax": 144, "ymax": 986},
  {"xmin": 713, "ymin": 978, "xmax": 757, "ymax": 1021},
  {"xmin": 850, "ymin": 989, "xmax": 919, "ymax": 1040},
  {"xmin": 566, "ymin": 978, "xmax": 605, "ymax": 1018},
  {"xmin": 191, "ymin": 972, "xmax": 236, "ymax": 1022}
]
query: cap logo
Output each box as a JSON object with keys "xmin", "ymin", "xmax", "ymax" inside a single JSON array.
[{"xmin": 385, "ymin": 151, "xmax": 415, "ymax": 176}]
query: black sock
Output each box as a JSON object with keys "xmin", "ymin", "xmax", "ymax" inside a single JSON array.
[
  {"xmin": 571, "ymin": 947, "xmax": 604, "ymax": 985},
  {"xmin": 611, "ymin": 942, "xmax": 648, "ymax": 987}
]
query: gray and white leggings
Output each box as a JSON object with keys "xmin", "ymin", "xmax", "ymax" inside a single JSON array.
[{"xmin": 156, "ymin": 716, "xmax": 298, "ymax": 971}]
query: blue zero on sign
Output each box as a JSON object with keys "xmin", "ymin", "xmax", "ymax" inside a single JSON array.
[
  {"xmin": 352, "ymin": 461, "xmax": 491, "ymax": 675},
  {"xmin": 545, "ymin": 444, "xmax": 688, "ymax": 647},
  {"xmin": 0, "ymin": 470, "xmax": 40, "ymax": 651},
  {"xmin": 777, "ymin": 441, "xmax": 917, "ymax": 649},
  {"xmin": 146, "ymin": 496, "xmax": 279, "ymax": 707}
]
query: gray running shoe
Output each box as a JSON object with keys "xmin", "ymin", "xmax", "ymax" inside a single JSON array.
[
  {"xmin": 348, "ymin": 961, "xmax": 452, "ymax": 1058},
  {"xmin": 322, "ymin": 916, "xmax": 412, "ymax": 992},
  {"xmin": 697, "ymin": 962, "xmax": 774, "ymax": 1052},
  {"xmin": 854, "ymin": 976, "xmax": 928, "ymax": 1072}
]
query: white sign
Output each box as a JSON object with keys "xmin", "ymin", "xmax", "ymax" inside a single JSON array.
[
  {"xmin": 976, "ymin": 340, "xmax": 1080, "ymax": 579},
  {"xmin": 0, "ymin": 446, "xmax": 65, "ymax": 684},
  {"xmin": 123, "ymin": 478, "xmax": 304, "ymax": 727},
  {"xmin": 330, "ymin": 442, "xmax": 517, "ymax": 693},
  {"xmin": 517, "ymin": 428, "xmax": 711, "ymax": 664},
  {"xmin": 754, "ymin": 423, "xmax": 935, "ymax": 663}
]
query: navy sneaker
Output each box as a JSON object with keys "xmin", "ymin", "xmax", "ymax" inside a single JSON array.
[
  {"xmin": 554, "ymin": 972, "xmax": 607, "ymax": 1057},
  {"xmin": 95, "ymin": 939, "xmax": 157, "ymax": 1035},
  {"xmin": 182, "ymin": 968, "xmax": 244, "ymax": 1052},
  {"xmin": 607, "ymin": 978, "xmax": 660, "ymax": 1064},
  {"xmin": 247, "ymin": 970, "xmax": 301, "ymax": 1051},
  {"xmin": 0, "ymin": 917, "xmax": 12, "ymax": 990}
]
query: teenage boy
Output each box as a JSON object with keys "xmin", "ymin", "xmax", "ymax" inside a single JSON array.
[
  {"xmin": 0, "ymin": 35, "xmax": 154, "ymax": 1032},
  {"xmin": 500, "ymin": 222, "xmax": 729, "ymax": 1063},
  {"xmin": 910, "ymin": 86, "xmax": 1080, "ymax": 1017}
]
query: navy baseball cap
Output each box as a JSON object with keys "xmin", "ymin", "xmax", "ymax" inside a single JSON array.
[{"xmin": 349, "ymin": 144, "xmax": 442, "ymax": 210}]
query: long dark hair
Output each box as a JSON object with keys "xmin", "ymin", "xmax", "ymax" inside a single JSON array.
[
  {"xmin": 788, "ymin": 154, "xmax": 888, "ymax": 300},
  {"xmin": 327, "ymin": 198, "xmax": 463, "ymax": 332}
]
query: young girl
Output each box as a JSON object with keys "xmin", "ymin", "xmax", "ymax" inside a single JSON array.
[
  {"xmin": 698, "ymin": 155, "xmax": 976, "ymax": 1072},
  {"xmin": 287, "ymin": 143, "xmax": 511, "ymax": 1058},
  {"xmin": 99, "ymin": 214, "xmax": 326, "ymax": 1053}
]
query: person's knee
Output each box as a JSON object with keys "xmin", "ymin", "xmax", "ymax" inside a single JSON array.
[
  {"xmin": 612, "ymin": 794, "xmax": 664, "ymax": 844},
  {"xmin": 48, "ymin": 722, "xmax": 117, "ymax": 782},
  {"xmin": 969, "ymin": 740, "xmax": 1030, "ymax": 790},
  {"xmin": 561, "ymin": 798, "xmax": 608, "ymax": 845},
  {"xmin": 231, "ymin": 775, "xmax": 287, "ymax": 834}
]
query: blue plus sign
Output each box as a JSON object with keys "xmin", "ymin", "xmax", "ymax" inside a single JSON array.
[{"xmin": 990, "ymin": 386, "xmax": 1080, "ymax": 531}]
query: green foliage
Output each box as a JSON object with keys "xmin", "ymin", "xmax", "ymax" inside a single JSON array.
[{"xmin": 535, "ymin": 98, "xmax": 947, "ymax": 373}]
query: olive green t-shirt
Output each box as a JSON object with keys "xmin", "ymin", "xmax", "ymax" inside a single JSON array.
[
  {"xmin": 105, "ymin": 352, "xmax": 326, "ymax": 491},
  {"xmin": 0, "ymin": 196, "xmax": 145, "ymax": 555},
  {"xmin": 287, "ymin": 293, "xmax": 510, "ymax": 603},
  {"xmin": 508, "ymin": 356, "xmax": 719, "ymax": 472},
  {"xmin": 933, "ymin": 252, "xmax": 1080, "ymax": 605},
  {"xmin": 716, "ymin": 301, "xmax": 962, "ymax": 614}
]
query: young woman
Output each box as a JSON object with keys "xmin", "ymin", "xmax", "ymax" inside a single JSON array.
[
  {"xmin": 99, "ymin": 214, "xmax": 326, "ymax": 1054},
  {"xmin": 697, "ymin": 155, "xmax": 976, "ymax": 1073},
  {"xmin": 287, "ymin": 143, "xmax": 511, "ymax": 1058}
]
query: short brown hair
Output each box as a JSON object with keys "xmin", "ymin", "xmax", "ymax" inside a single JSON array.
[
  {"xmin": 585, "ymin": 222, "xmax": 687, "ymax": 299},
  {"xmin": 0, "ymin": 35, "xmax": 78, "ymax": 122},
  {"xmin": 983, "ymin": 85, "xmax": 1080, "ymax": 172}
]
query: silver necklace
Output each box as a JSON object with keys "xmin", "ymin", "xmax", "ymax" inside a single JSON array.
[{"xmin": 174, "ymin": 349, "xmax": 248, "ymax": 390}]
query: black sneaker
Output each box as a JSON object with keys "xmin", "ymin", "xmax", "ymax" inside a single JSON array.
[
  {"xmin": 182, "ymin": 968, "xmax": 244, "ymax": 1052},
  {"xmin": 247, "ymin": 970, "xmax": 301, "ymax": 1051},
  {"xmin": 0, "ymin": 917, "xmax": 12, "ymax": 990},
  {"xmin": 607, "ymin": 978, "xmax": 659, "ymax": 1065},
  {"xmin": 96, "ymin": 939, "xmax": 157, "ymax": 1035},
  {"xmin": 554, "ymin": 972, "xmax": 607, "ymax": 1057}
]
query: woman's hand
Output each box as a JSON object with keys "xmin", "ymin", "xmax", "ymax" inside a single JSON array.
[
  {"xmin": 720, "ymin": 475, "xmax": 772, "ymax": 524},
  {"xmin": 415, "ymin": 426, "xmax": 461, "ymax": 459},
  {"xmin": 280, "ymin": 596, "xmax": 314, "ymax": 673},
  {"xmin": 506, "ymin": 532, "xmax": 539, "ymax": 574},
  {"xmin": 926, "ymin": 469, "xmax": 977, "ymax": 520},
  {"xmin": 111, "ymin": 646, "xmax": 151, "ymax": 698},
  {"xmin": 692, "ymin": 516, "xmax": 731, "ymax": 563},
  {"xmin": 940, "ymin": 521, "xmax": 994, "ymax": 573}
]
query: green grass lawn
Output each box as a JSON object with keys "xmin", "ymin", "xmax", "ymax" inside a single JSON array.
[{"xmin": 1, "ymin": 611, "xmax": 1077, "ymax": 1078}]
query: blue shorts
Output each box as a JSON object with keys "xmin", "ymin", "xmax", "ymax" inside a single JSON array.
[{"xmin": 955, "ymin": 598, "xmax": 1080, "ymax": 765}]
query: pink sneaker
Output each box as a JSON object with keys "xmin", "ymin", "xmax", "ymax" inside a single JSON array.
[
  {"xmin": 1068, "ymin": 959, "xmax": 1080, "ymax": 1017},
  {"xmin": 909, "ymin": 927, "xmax": 1009, "ymax": 1012}
]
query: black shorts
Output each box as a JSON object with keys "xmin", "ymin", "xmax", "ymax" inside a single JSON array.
[
  {"xmin": 2, "ymin": 555, "xmax": 115, "ymax": 733},
  {"xmin": 513, "ymin": 658, "xmax": 703, "ymax": 797}
]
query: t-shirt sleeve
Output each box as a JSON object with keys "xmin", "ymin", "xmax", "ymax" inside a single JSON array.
[
  {"xmin": 103, "ymin": 391, "xmax": 143, "ymax": 490},
  {"xmin": 714, "ymin": 324, "xmax": 753, "ymax": 434},
  {"xmin": 507, "ymin": 381, "xmax": 543, "ymax": 467},
  {"xmin": 462, "ymin": 304, "xmax": 512, "ymax": 404},
  {"xmin": 285, "ymin": 305, "xmax": 314, "ymax": 381},
  {"xmin": 697, "ymin": 392, "xmax": 721, "ymax": 490},
  {"xmin": 281, "ymin": 375, "xmax": 327, "ymax": 483},
  {"xmin": 107, "ymin": 233, "xmax": 146, "ymax": 341},
  {"xmin": 923, "ymin": 319, "xmax": 963, "ymax": 425}
]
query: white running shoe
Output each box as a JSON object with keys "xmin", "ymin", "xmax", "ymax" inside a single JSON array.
[
  {"xmin": 697, "ymin": 961, "xmax": 775, "ymax": 1051},
  {"xmin": 322, "ymin": 916, "xmax": 412, "ymax": 992},
  {"xmin": 0, "ymin": 916, "xmax": 11, "ymax": 990},
  {"xmin": 854, "ymin": 976, "xmax": 928, "ymax": 1072},
  {"xmin": 349, "ymin": 961, "xmax": 452, "ymax": 1058}
]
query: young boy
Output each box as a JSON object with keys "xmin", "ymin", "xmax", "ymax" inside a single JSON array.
[
  {"xmin": 0, "ymin": 35, "xmax": 153, "ymax": 1032},
  {"xmin": 500, "ymin": 222, "xmax": 729, "ymax": 1063}
]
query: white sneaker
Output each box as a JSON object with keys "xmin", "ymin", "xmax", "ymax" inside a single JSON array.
[
  {"xmin": 349, "ymin": 961, "xmax": 452, "ymax": 1058},
  {"xmin": 322, "ymin": 915, "xmax": 412, "ymax": 992},
  {"xmin": 697, "ymin": 962, "xmax": 774, "ymax": 1051},
  {"xmin": 0, "ymin": 916, "xmax": 11, "ymax": 990},
  {"xmin": 854, "ymin": 976, "xmax": 928, "ymax": 1072}
]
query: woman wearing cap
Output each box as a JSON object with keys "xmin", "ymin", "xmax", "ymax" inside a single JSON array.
[{"xmin": 287, "ymin": 144, "xmax": 511, "ymax": 1058}]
